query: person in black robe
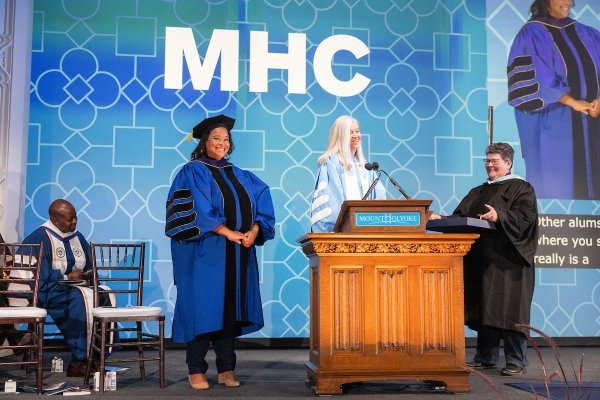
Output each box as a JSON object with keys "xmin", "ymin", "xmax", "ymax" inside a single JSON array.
[{"xmin": 430, "ymin": 142, "xmax": 538, "ymax": 376}]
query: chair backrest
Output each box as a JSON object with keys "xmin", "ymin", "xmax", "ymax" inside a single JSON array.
[
  {"xmin": 0, "ymin": 243, "xmax": 44, "ymax": 308},
  {"xmin": 89, "ymin": 242, "xmax": 146, "ymax": 307}
]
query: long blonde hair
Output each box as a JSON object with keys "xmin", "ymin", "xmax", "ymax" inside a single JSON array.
[{"xmin": 317, "ymin": 115, "xmax": 366, "ymax": 170}]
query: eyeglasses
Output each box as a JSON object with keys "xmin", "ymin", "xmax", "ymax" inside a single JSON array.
[{"xmin": 483, "ymin": 158, "xmax": 503, "ymax": 165}]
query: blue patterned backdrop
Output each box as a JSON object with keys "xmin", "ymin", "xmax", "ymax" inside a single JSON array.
[{"xmin": 25, "ymin": 0, "xmax": 599, "ymax": 339}]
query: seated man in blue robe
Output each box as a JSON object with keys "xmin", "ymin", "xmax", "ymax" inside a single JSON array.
[{"xmin": 21, "ymin": 199, "xmax": 112, "ymax": 376}]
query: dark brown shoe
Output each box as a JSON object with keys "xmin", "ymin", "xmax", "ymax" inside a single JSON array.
[{"xmin": 66, "ymin": 360, "xmax": 98, "ymax": 377}]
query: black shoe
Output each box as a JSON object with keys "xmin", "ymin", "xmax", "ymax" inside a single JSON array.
[
  {"xmin": 501, "ymin": 364, "xmax": 525, "ymax": 376},
  {"xmin": 466, "ymin": 360, "xmax": 497, "ymax": 369},
  {"xmin": 66, "ymin": 360, "xmax": 98, "ymax": 377}
]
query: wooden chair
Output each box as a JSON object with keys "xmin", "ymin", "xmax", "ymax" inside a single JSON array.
[
  {"xmin": 0, "ymin": 242, "xmax": 46, "ymax": 394},
  {"xmin": 84, "ymin": 243, "xmax": 164, "ymax": 392}
]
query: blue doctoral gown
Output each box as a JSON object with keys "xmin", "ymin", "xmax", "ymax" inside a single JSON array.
[
  {"xmin": 507, "ymin": 17, "xmax": 600, "ymax": 199},
  {"xmin": 165, "ymin": 158, "xmax": 276, "ymax": 343}
]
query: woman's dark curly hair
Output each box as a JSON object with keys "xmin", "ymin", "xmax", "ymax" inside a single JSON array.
[
  {"xmin": 190, "ymin": 123, "xmax": 235, "ymax": 160},
  {"xmin": 529, "ymin": 0, "xmax": 574, "ymax": 19}
]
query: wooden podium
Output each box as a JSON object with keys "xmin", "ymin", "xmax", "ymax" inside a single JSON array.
[{"xmin": 298, "ymin": 200, "xmax": 479, "ymax": 395}]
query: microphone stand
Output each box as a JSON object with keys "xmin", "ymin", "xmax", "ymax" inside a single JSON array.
[
  {"xmin": 361, "ymin": 172, "xmax": 381, "ymax": 200},
  {"xmin": 380, "ymin": 169, "xmax": 412, "ymax": 200}
]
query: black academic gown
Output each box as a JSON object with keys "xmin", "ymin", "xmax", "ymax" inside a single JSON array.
[{"xmin": 452, "ymin": 177, "xmax": 538, "ymax": 332}]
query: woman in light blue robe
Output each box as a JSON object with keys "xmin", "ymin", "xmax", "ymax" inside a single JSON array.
[{"xmin": 311, "ymin": 115, "xmax": 386, "ymax": 233}]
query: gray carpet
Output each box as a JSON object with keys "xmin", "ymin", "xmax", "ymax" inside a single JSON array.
[
  {"xmin": 1, "ymin": 346, "xmax": 598, "ymax": 398},
  {"xmin": 506, "ymin": 382, "xmax": 600, "ymax": 400}
]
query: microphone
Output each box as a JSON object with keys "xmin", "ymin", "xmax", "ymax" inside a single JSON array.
[
  {"xmin": 364, "ymin": 162, "xmax": 379, "ymax": 171},
  {"xmin": 361, "ymin": 172, "xmax": 381, "ymax": 200},
  {"xmin": 362, "ymin": 161, "xmax": 381, "ymax": 200},
  {"xmin": 365, "ymin": 161, "xmax": 412, "ymax": 200}
]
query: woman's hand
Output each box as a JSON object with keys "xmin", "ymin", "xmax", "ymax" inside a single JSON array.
[
  {"xmin": 226, "ymin": 230, "xmax": 246, "ymax": 244},
  {"xmin": 429, "ymin": 213, "xmax": 442, "ymax": 220},
  {"xmin": 225, "ymin": 231, "xmax": 245, "ymax": 244},
  {"xmin": 560, "ymin": 94, "xmax": 592, "ymax": 114},
  {"xmin": 241, "ymin": 224, "xmax": 260, "ymax": 248},
  {"xmin": 590, "ymin": 98, "xmax": 600, "ymax": 118},
  {"xmin": 213, "ymin": 224, "xmax": 245, "ymax": 244}
]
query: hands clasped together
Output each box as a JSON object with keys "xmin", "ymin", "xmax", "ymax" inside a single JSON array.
[
  {"xmin": 234, "ymin": 228, "xmax": 258, "ymax": 248},
  {"xmin": 565, "ymin": 95, "xmax": 600, "ymax": 118},
  {"xmin": 216, "ymin": 224, "xmax": 259, "ymax": 248},
  {"xmin": 591, "ymin": 98, "xmax": 600, "ymax": 118}
]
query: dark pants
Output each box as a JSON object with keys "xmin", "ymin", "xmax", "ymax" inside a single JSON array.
[
  {"xmin": 0, "ymin": 293, "xmax": 21, "ymax": 346},
  {"xmin": 474, "ymin": 325, "xmax": 528, "ymax": 368},
  {"xmin": 186, "ymin": 328, "xmax": 237, "ymax": 375}
]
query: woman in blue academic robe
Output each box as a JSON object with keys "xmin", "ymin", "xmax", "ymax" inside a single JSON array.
[
  {"xmin": 507, "ymin": 0, "xmax": 600, "ymax": 199},
  {"xmin": 165, "ymin": 114, "xmax": 275, "ymax": 390}
]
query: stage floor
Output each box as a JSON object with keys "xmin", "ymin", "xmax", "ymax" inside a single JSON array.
[{"xmin": 1, "ymin": 346, "xmax": 598, "ymax": 399}]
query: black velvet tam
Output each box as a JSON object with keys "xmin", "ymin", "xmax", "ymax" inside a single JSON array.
[{"xmin": 192, "ymin": 114, "xmax": 235, "ymax": 139}]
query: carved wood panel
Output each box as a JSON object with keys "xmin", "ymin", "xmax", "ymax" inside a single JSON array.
[
  {"xmin": 332, "ymin": 268, "xmax": 362, "ymax": 352},
  {"xmin": 377, "ymin": 268, "xmax": 407, "ymax": 351},
  {"xmin": 421, "ymin": 268, "xmax": 452, "ymax": 352}
]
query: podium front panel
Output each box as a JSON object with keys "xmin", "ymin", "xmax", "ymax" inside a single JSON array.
[
  {"xmin": 299, "ymin": 232, "xmax": 478, "ymax": 395},
  {"xmin": 334, "ymin": 200, "xmax": 433, "ymax": 233}
]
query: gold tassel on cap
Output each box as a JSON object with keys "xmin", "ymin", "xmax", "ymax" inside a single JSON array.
[{"xmin": 185, "ymin": 132, "xmax": 194, "ymax": 142}]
